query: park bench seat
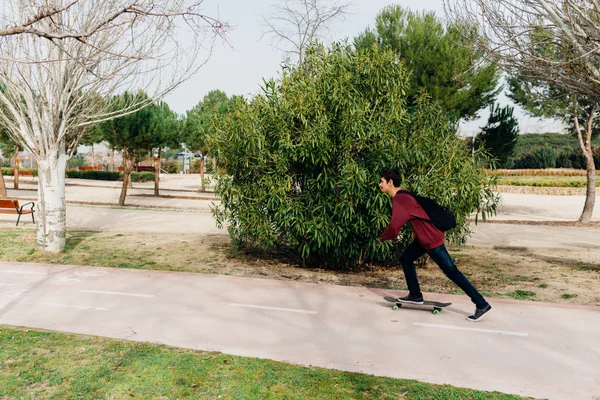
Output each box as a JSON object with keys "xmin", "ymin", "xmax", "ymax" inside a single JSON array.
[
  {"xmin": 10, "ymin": 170, "xmax": 35, "ymax": 176},
  {"xmin": 0, "ymin": 199, "xmax": 35, "ymax": 226}
]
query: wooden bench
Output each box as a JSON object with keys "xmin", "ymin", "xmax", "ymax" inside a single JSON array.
[
  {"xmin": 8, "ymin": 170, "xmax": 36, "ymax": 182},
  {"xmin": 78, "ymin": 166, "xmax": 103, "ymax": 171},
  {"xmin": 11, "ymin": 170, "xmax": 35, "ymax": 176},
  {"xmin": 0, "ymin": 199, "xmax": 35, "ymax": 226}
]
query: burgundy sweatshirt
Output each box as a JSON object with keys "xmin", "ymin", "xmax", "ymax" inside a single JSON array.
[{"xmin": 379, "ymin": 191, "xmax": 445, "ymax": 250}]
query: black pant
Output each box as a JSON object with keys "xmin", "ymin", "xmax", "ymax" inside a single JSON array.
[{"xmin": 400, "ymin": 241, "xmax": 488, "ymax": 309}]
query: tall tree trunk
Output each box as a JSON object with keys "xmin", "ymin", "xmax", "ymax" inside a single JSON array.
[
  {"xmin": 118, "ymin": 147, "xmax": 136, "ymax": 206},
  {"xmin": 0, "ymin": 169, "xmax": 7, "ymax": 198},
  {"xmin": 579, "ymin": 156, "xmax": 596, "ymax": 223},
  {"xmin": 37, "ymin": 144, "xmax": 67, "ymax": 252},
  {"xmin": 13, "ymin": 147, "xmax": 19, "ymax": 190},
  {"xmin": 129, "ymin": 158, "xmax": 134, "ymax": 189},
  {"xmin": 110, "ymin": 148, "xmax": 115, "ymax": 172},
  {"xmin": 91, "ymin": 143, "xmax": 95, "ymax": 168},
  {"xmin": 574, "ymin": 101, "xmax": 597, "ymax": 223},
  {"xmin": 200, "ymin": 153, "xmax": 206, "ymax": 192},
  {"xmin": 154, "ymin": 148, "xmax": 161, "ymax": 197}
]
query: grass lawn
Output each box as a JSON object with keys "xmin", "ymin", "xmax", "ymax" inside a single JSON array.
[{"xmin": 0, "ymin": 326, "xmax": 526, "ymax": 399}]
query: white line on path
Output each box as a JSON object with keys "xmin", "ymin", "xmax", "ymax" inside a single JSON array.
[
  {"xmin": 0, "ymin": 270, "xmax": 48, "ymax": 275},
  {"xmin": 413, "ymin": 322, "xmax": 528, "ymax": 337},
  {"xmin": 43, "ymin": 302, "xmax": 108, "ymax": 311},
  {"xmin": 80, "ymin": 290, "xmax": 154, "ymax": 298},
  {"xmin": 230, "ymin": 303, "xmax": 318, "ymax": 314}
]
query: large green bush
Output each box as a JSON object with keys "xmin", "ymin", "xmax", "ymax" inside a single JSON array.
[{"xmin": 209, "ymin": 44, "xmax": 498, "ymax": 269}]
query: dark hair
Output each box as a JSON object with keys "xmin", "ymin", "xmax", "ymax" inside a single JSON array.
[{"xmin": 380, "ymin": 168, "xmax": 402, "ymax": 187}]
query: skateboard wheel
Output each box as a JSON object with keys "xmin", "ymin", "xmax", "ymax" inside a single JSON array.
[
  {"xmin": 392, "ymin": 305, "xmax": 399, "ymax": 311},
  {"xmin": 433, "ymin": 309, "xmax": 440, "ymax": 315}
]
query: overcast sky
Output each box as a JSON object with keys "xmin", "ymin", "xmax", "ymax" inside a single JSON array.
[{"xmin": 163, "ymin": 0, "xmax": 565, "ymax": 136}]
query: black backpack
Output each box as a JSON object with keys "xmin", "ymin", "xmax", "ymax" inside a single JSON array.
[{"xmin": 397, "ymin": 190, "xmax": 457, "ymax": 232}]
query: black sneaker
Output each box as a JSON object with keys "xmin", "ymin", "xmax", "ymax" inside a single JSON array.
[
  {"xmin": 467, "ymin": 304, "xmax": 492, "ymax": 322},
  {"xmin": 397, "ymin": 294, "xmax": 424, "ymax": 305}
]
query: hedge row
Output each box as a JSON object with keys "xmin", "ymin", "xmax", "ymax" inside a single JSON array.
[
  {"xmin": 1, "ymin": 168, "xmax": 38, "ymax": 176},
  {"xmin": 66, "ymin": 170, "xmax": 155, "ymax": 182},
  {"xmin": 491, "ymin": 169, "xmax": 587, "ymax": 176},
  {"xmin": 498, "ymin": 180, "xmax": 586, "ymax": 188},
  {"xmin": 2, "ymin": 168, "xmax": 155, "ymax": 182}
]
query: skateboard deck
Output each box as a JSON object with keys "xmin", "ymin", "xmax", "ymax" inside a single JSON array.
[{"xmin": 384, "ymin": 296, "xmax": 452, "ymax": 315}]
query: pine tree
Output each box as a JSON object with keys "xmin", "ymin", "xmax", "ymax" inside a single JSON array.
[{"xmin": 475, "ymin": 104, "xmax": 519, "ymax": 165}]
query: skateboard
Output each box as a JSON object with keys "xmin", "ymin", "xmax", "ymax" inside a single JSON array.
[{"xmin": 384, "ymin": 296, "xmax": 451, "ymax": 315}]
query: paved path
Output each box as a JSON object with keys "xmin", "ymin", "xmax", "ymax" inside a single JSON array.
[
  {"xmin": 494, "ymin": 193, "xmax": 600, "ymax": 221},
  {"xmin": 466, "ymin": 223, "xmax": 600, "ymax": 249},
  {"xmin": 0, "ymin": 262, "xmax": 598, "ymax": 399},
  {"xmin": 6, "ymin": 178, "xmax": 600, "ymax": 220},
  {"xmin": 65, "ymin": 205, "xmax": 224, "ymax": 234},
  {"xmin": 2, "ymin": 203, "xmax": 600, "ymax": 250},
  {"xmin": 6, "ymin": 185, "xmax": 216, "ymax": 211}
]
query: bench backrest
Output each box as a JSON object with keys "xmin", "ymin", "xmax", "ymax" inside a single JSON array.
[{"xmin": 0, "ymin": 199, "xmax": 18, "ymax": 209}]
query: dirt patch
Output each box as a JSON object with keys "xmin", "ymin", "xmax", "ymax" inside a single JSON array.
[
  {"xmin": 169, "ymin": 237, "xmax": 600, "ymax": 306},
  {"xmin": 3, "ymin": 227, "xmax": 599, "ymax": 307}
]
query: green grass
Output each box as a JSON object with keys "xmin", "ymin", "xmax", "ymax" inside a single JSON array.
[
  {"xmin": 497, "ymin": 175, "xmax": 587, "ymax": 187},
  {"xmin": 561, "ymin": 294, "xmax": 576, "ymax": 299},
  {"xmin": 505, "ymin": 290, "xmax": 537, "ymax": 300},
  {"xmin": 0, "ymin": 326, "xmax": 526, "ymax": 400},
  {"xmin": 0, "ymin": 230, "xmax": 163, "ymax": 271}
]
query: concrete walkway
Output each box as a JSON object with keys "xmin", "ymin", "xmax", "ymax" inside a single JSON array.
[
  {"xmin": 5, "ymin": 184, "xmax": 216, "ymax": 211},
  {"xmin": 493, "ymin": 193, "xmax": 600, "ymax": 221},
  {"xmin": 6, "ymin": 177, "xmax": 599, "ymax": 220},
  {"xmin": 466, "ymin": 223, "xmax": 600, "ymax": 250},
  {"xmin": 2, "ymin": 203, "xmax": 600, "ymax": 250},
  {"xmin": 0, "ymin": 262, "xmax": 598, "ymax": 399}
]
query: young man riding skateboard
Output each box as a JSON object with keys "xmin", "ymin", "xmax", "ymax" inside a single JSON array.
[{"xmin": 378, "ymin": 168, "xmax": 492, "ymax": 322}]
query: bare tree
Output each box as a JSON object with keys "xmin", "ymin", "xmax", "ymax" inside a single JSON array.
[
  {"xmin": 445, "ymin": 0, "xmax": 600, "ymax": 223},
  {"xmin": 261, "ymin": 0, "xmax": 352, "ymax": 64},
  {"xmin": 0, "ymin": 0, "xmax": 229, "ymax": 252}
]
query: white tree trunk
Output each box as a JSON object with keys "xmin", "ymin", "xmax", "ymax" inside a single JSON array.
[
  {"xmin": 0, "ymin": 1, "xmax": 228, "ymax": 255},
  {"xmin": 37, "ymin": 146, "xmax": 67, "ymax": 253}
]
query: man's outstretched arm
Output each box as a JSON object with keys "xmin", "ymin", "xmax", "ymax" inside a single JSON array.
[{"xmin": 379, "ymin": 198, "xmax": 410, "ymax": 242}]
